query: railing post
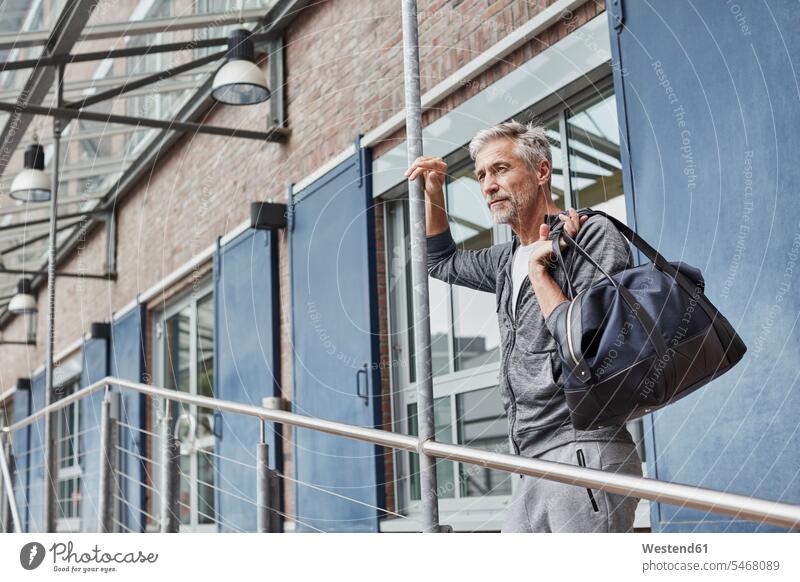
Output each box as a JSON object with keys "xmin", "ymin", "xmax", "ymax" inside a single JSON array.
[
  {"xmin": 159, "ymin": 397, "xmax": 181, "ymax": 533},
  {"xmin": 0, "ymin": 431, "xmax": 21, "ymax": 533},
  {"xmin": 97, "ymin": 386, "xmax": 118, "ymax": 532},
  {"xmin": 256, "ymin": 420, "xmax": 281, "ymax": 533},
  {"xmin": 0, "ymin": 433, "xmax": 6, "ymax": 532}
]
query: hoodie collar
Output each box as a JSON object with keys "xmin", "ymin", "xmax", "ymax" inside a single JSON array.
[{"xmin": 510, "ymin": 213, "xmax": 564, "ymax": 252}]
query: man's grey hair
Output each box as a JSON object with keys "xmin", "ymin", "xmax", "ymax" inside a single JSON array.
[{"xmin": 468, "ymin": 120, "xmax": 552, "ymax": 175}]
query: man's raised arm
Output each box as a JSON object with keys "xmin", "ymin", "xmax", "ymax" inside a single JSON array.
[{"xmin": 405, "ymin": 156, "xmax": 504, "ymax": 294}]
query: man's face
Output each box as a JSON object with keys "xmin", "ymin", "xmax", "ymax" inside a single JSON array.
[{"xmin": 474, "ymin": 138, "xmax": 548, "ymax": 226}]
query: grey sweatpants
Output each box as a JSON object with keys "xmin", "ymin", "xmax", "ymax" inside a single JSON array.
[{"xmin": 501, "ymin": 439, "xmax": 643, "ymax": 533}]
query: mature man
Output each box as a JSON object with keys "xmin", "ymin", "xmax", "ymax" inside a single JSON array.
[{"xmin": 405, "ymin": 120, "xmax": 642, "ymax": 533}]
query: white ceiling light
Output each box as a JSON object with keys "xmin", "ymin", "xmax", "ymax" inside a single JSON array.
[
  {"xmin": 212, "ymin": 28, "xmax": 270, "ymax": 106},
  {"xmin": 9, "ymin": 278, "xmax": 37, "ymax": 315},
  {"xmin": 10, "ymin": 143, "xmax": 51, "ymax": 202}
]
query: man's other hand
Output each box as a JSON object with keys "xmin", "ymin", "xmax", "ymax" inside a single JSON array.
[{"xmin": 556, "ymin": 207, "xmax": 587, "ymax": 251}]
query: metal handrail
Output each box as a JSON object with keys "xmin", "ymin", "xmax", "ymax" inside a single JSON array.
[{"xmin": 2, "ymin": 375, "xmax": 799, "ymax": 531}]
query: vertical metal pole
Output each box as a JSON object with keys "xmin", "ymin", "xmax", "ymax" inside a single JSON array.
[
  {"xmin": 0, "ymin": 432, "xmax": 5, "ymax": 532},
  {"xmin": 401, "ymin": 0, "xmax": 440, "ymax": 533},
  {"xmin": 159, "ymin": 398, "xmax": 180, "ymax": 532},
  {"xmin": 97, "ymin": 387, "xmax": 117, "ymax": 532},
  {"xmin": 43, "ymin": 63, "xmax": 65, "ymax": 533},
  {"xmin": 256, "ymin": 421, "xmax": 269, "ymax": 533},
  {"xmin": 0, "ymin": 431, "xmax": 21, "ymax": 532},
  {"xmin": 256, "ymin": 420, "xmax": 280, "ymax": 533}
]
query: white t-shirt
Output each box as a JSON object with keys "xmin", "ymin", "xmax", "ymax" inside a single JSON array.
[{"xmin": 511, "ymin": 242, "xmax": 537, "ymax": 317}]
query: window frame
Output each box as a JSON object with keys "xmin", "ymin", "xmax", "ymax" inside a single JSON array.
[
  {"xmin": 53, "ymin": 374, "xmax": 82, "ymax": 534},
  {"xmin": 151, "ymin": 277, "xmax": 215, "ymax": 533}
]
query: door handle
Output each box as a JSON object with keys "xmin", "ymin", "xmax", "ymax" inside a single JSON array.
[
  {"xmin": 356, "ymin": 364, "xmax": 369, "ymax": 406},
  {"xmin": 174, "ymin": 411, "xmax": 198, "ymax": 453}
]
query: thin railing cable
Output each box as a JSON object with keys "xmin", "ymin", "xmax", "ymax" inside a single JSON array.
[
  {"xmin": 275, "ymin": 469, "xmax": 409, "ymax": 521},
  {"xmin": 114, "ymin": 493, "xmax": 158, "ymax": 522},
  {"xmin": 115, "ymin": 445, "xmax": 155, "ymax": 466},
  {"xmin": 4, "ymin": 376, "xmax": 800, "ymax": 530},
  {"xmin": 269, "ymin": 505, "xmax": 327, "ymax": 533},
  {"xmin": 176, "ymin": 500, "xmax": 248, "ymax": 534},
  {"xmin": 182, "ymin": 473, "xmax": 257, "ymax": 508},
  {"xmin": 112, "ymin": 517, "xmax": 136, "ymax": 533},
  {"xmin": 117, "ymin": 421, "xmax": 159, "ymax": 439},
  {"xmin": 116, "ymin": 470, "xmax": 157, "ymax": 494},
  {"xmin": 201, "ymin": 448, "xmax": 257, "ymax": 470}
]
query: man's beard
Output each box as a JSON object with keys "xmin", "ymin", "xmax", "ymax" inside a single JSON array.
[
  {"xmin": 489, "ymin": 199, "xmax": 516, "ymax": 224},
  {"xmin": 489, "ymin": 188, "xmax": 537, "ymax": 225}
]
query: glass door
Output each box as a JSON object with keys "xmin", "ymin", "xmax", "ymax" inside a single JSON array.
[{"xmin": 157, "ymin": 287, "xmax": 216, "ymax": 532}]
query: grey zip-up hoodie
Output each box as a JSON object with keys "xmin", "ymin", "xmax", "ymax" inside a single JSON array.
[{"xmin": 426, "ymin": 213, "xmax": 635, "ymax": 458}]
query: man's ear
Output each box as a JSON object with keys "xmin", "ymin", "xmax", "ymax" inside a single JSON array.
[{"xmin": 536, "ymin": 158, "xmax": 551, "ymax": 187}]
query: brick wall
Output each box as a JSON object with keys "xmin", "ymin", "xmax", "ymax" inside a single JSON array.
[{"xmin": 0, "ymin": 0, "xmax": 607, "ymax": 527}]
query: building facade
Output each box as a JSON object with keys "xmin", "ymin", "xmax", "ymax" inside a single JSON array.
[{"xmin": 1, "ymin": 0, "xmax": 798, "ymax": 533}]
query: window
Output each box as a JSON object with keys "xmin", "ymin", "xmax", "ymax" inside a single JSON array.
[
  {"xmin": 54, "ymin": 380, "xmax": 82, "ymax": 530},
  {"xmin": 153, "ymin": 282, "xmax": 216, "ymax": 532},
  {"xmin": 566, "ymin": 91, "xmax": 625, "ymax": 220},
  {"xmin": 385, "ymin": 78, "xmax": 639, "ymax": 524},
  {"xmin": 386, "ymin": 166, "xmax": 512, "ymax": 517}
]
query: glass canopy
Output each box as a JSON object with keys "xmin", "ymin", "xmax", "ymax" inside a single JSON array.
[{"xmin": 0, "ymin": 0, "xmax": 275, "ymax": 308}]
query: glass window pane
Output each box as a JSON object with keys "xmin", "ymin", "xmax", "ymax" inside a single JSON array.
[
  {"xmin": 428, "ymin": 277, "xmax": 452, "ymax": 376},
  {"xmin": 197, "ymin": 294, "xmax": 215, "ymax": 439},
  {"xmin": 197, "ymin": 450, "xmax": 215, "ymax": 524},
  {"xmin": 407, "ymin": 398, "xmax": 455, "ymax": 500},
  {"xmin": 398, "ymin": 200, "xmax": 452, "ymax": 381},
  {"xmin": 456, "ymin": 387, "xmax": 512, "ymax": 497},
  {"xmin": 179, "ymin": 455, "xmax": 191, "ymax": 525},
  {"xmin": 544, "ymin": 118, "xmax": 567, "ymax": 209},
  {"xmin": 567, "ymin": 92, "xmax": 626, "ymax": 222},
  {"xmin": 446, "ymin": 165, "xmax": 500, "ymax": 372},
  {"xmin": 165, "ymin": 307, "xmax": 191, "ymax": 393},
  {"xmin": 165, "ymin": 306, "xmax": 192, "ymax": 432}
]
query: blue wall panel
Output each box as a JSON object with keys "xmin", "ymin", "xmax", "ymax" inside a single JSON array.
[
  {"xmin": 110, "ymin": 305, "xmax": 147, "ymax": 532},
  {"xmin": 26, "ymin": 372, "xmax": 46, "ymax": 532},
  {"xmin": 608, "ymin": 0, "xmax": 800, "ymax": 531},
  {"xmin": 11, "ymin": 381, "xmax": 32, "ymax": 532},
  {"xmin": 291, "ymin": 148, "xmax": 384, "ymax": 532},
  {"xmin": 79, "ymin": 337, "xmax": 109, "ymax": 532},
  {"xmin": 214, "ymin": 228, "xmax": 282, "ymax": 532}
]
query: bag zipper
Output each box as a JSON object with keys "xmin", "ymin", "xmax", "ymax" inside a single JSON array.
[{"xmin": 565, "ymin": 290, "xmax": 585, "ymax": 367}]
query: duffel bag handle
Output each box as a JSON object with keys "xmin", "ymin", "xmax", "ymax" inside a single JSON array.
[{"xmin": 552, "ymin": 225, "xmax": 675, "ymax": 390}]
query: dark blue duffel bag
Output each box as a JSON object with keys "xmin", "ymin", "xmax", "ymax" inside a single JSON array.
[{"xmin": 548, "ymin": 209, "xmax": 747, "ymax": 430}]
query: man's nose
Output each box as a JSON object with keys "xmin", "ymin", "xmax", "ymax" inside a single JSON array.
[{"xmin": 483, "ymin": 175, "xmax": 499, "ymax": 197}]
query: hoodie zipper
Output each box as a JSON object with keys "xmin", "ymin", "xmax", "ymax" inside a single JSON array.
[{"xmin": 505, "ymin": 275, "xmax": 528, "ymax": 456}]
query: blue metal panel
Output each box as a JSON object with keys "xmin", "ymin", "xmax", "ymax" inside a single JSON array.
[
  {"xmin": 291, "ymin": 147, "xmax": 384, "ymax": 532},
  {"xmin": 214, "ymin": 228, "xmax": 282, "ymax": 532},
  {"xmin": 26, "ymin": 372, "xmax": 46, "ymax": 532},
  {"xmin": 78, "ymin": 337, "xmax": 109, "ymax": 531},
  {"xmin": 110, "ymin": 305, "xmax": 147, "ymax": 532},
  {"xmin": 608, "ymin": 0, "xmax": 800, "ymax": 531},
  {"xmin": 12, "ymin": 380, "xmax": 32, "ymax": 532}
]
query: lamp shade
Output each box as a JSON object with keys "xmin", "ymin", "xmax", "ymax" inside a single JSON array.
[
  {"xmin": 10, "ymin": 144, "xmax": 50, "ymax": 202},
  {"xmin": 8, "ymin": 279, "xmax": 36, "ymax": 315},
  {"xmin": 211, "ymin": 29, "xmax": 270, "ymax": 105}
]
